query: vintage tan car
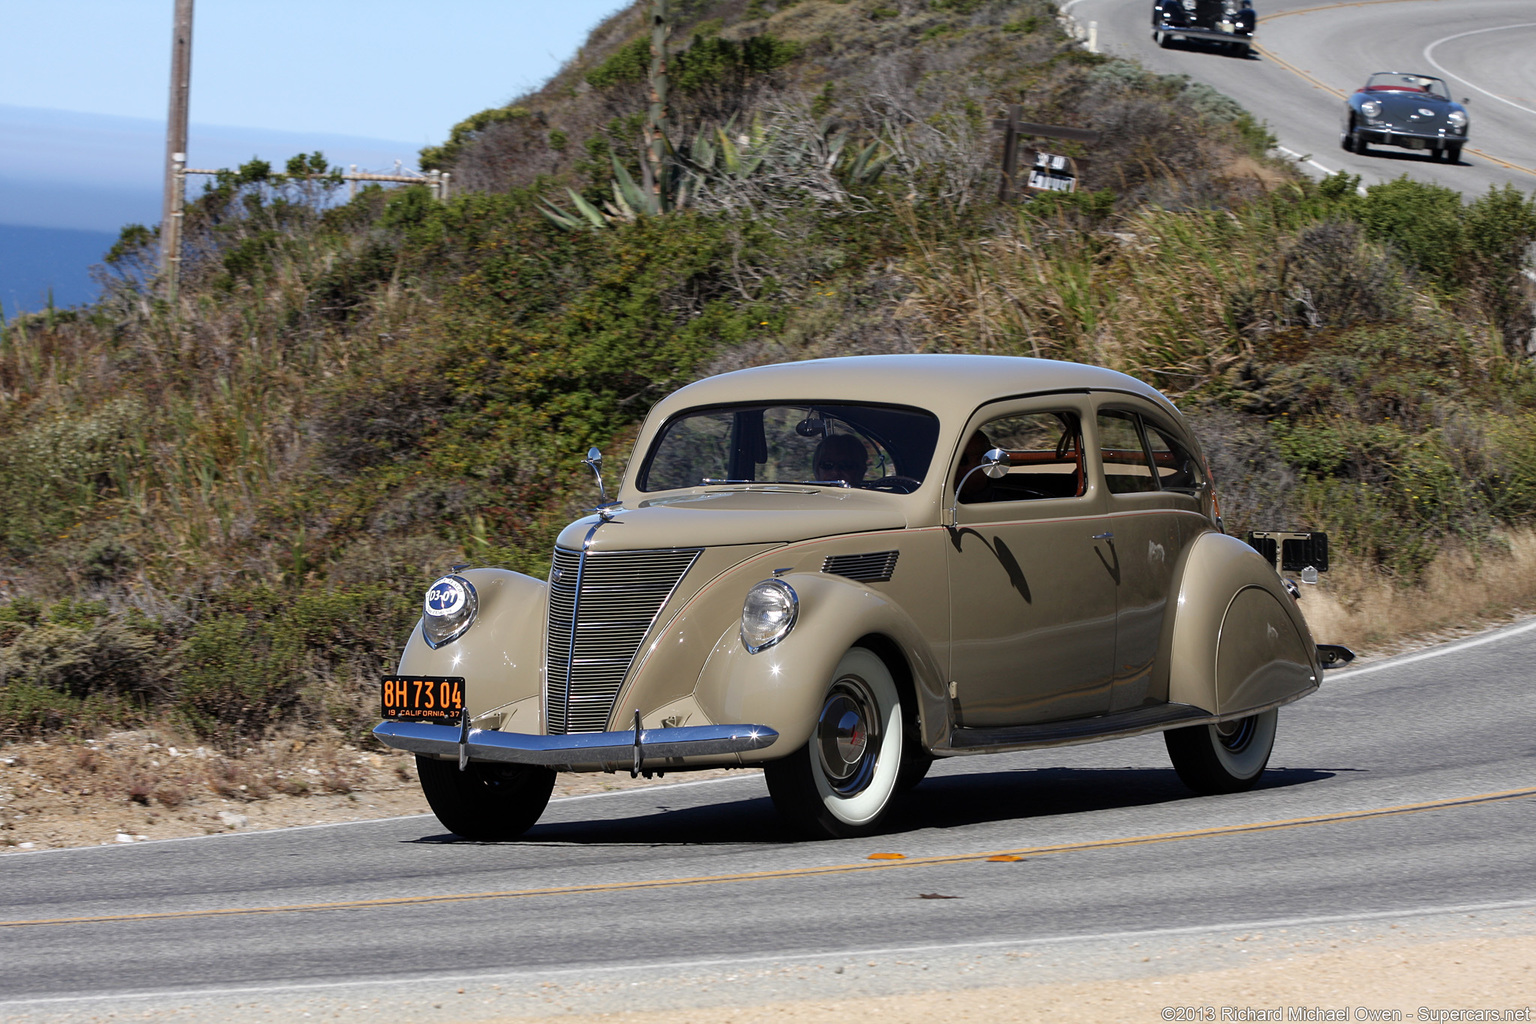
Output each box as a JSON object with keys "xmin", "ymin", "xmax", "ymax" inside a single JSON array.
[{"xmin": 374, "ymin": 355, "xmax": 1351, "ymax": 839}]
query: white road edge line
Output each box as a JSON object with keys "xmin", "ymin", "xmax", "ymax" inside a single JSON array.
[
  {"xmin": 1424, "ymin": 23, "xmax": 1536, "ymax": 118},
  {"xmin": 1274, "ymin": 144, "xmax": 1337, "ymax": 177},
  {"xmin": 8, "ymin": 897, "xmax": 1534, "ymax": 1009},
  {"xmin": 1273, "ymin": 146, "xmax": 1372, "ymax": 195},
  {"xmin": 1330, "ymin": 614, "xmax": 1536, "ymax": 680}
]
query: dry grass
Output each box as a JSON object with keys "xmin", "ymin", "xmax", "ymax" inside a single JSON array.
[
  {"xmin": 1299, "ymin": 528, "xmax": 1536, "ymax": 655},
  {"xmin": 900, "ymin": 206, "xmax": 1258, "ymax": 388}
]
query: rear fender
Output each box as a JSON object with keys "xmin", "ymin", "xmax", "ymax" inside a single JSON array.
[
  {"xmin": 395, "ymin": 568, "xmax": 547, "ymax": 724},
  {"xmin": 691, "ymin": 572, "xmax": 947, "ymax": 761},
  {"xmin": 1166, "ymin": 533, "xmax": 1319, "ymax": 715}
]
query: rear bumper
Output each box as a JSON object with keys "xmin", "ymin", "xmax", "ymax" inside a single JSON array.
[{"xmin": 373, "ymin": 719, "xmax": 779, "ymax": 770}]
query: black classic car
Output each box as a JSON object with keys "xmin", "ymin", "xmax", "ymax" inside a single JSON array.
[
  {"xmin": 1151, "ymin": 0, "xmax": 1256, "ymax": 55},
  {"xmin": 1341, "ymin": 72, "xmax": 1469, "ymax": 163}
]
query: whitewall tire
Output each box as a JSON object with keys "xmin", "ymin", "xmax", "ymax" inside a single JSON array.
[
  {"xmin": 765, "ymin": 647, "xmax": 904, "ymax": 839},
  {"xmin": 1164, "ymin": 708, "xmax": 1278, "ymax": 794}
]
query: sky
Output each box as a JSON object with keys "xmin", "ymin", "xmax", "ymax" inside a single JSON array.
[{"xmin": 0, "ymin": 0, "xmax": 630, "ymax": 312}]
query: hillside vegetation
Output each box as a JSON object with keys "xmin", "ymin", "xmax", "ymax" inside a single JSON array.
[{"xmin": 2, "ymin": 0, "xmax": 1535, "ymax": 753}]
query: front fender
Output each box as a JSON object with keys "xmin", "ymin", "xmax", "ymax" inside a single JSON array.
[
  {"xmin": 690, "ymin": 572, "xmax": 947, "ymax": 761},
  {"xmin": 395, "ymin": 567, "xmax": 547, "ymax": 726},
  {"xmin": 1166, "ymin": 533, "xmax": 1319, "ymax": 716}
]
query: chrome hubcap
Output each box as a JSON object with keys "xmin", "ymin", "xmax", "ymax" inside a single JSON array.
[
  {"xmin": 1215, "ymin": 716, "xmax": 1255, "ymax": 753},
  {"xmin": 816, "ymin": 678, "xmax": 881, "ymax": 796}
]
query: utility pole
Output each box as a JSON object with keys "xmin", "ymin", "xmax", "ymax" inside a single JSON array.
[
  {"xmin": 644, "ymin": 0, "xmax": 670, "ymax": 209},
  {"xmin": 161, "ymin": 0, "xmax": 194, "ymax": 302}
]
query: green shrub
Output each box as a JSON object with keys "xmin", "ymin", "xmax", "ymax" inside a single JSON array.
[
  {"xmin": 173, "ymin": 584, "xmax": 416, "ymax": 743},
  {"xmin": 0, "ymin": 399, "xmax": 143, "ymax": 555},
  {"xmin": 420, "ymin": 106, "xmax": 531, "ymax": 171},
  {"xmin": 585, "ymin": 33, "xmax": 803, "ymax": 92}
]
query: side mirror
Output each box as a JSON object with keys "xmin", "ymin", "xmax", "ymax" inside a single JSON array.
[
  {"xmin": 981, "ymin": 448, "xmax": 1009, "ymax": 479},
  {"xmin": 948, "ymin": 449, "xmax": 1011, "ymax": 528}
]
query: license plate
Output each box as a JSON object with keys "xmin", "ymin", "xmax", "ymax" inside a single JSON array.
[{"xmin": 380, "ymin": 675, "xmax": 465, "ymax": 721}]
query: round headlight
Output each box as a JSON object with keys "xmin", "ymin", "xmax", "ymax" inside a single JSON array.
[
  {"xmin": 1447, "ymin": 109, "xmax": 1468, "ymax": 129},
  {"xmin": 422, "ymin": 574, "xmax": 478, "ymax": 649},
  {"xmin": 1361, "ymin": 100, "xmax": 1382, "ymax": 118},
  {"xmin": 741, "ymin": 580, "xmax": 798, "ymax": 653}
]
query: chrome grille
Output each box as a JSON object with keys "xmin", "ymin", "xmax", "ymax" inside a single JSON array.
[
  {"xmin": 545, "ymin": 546, "xmax": 701, "ymax": 734},
  {"xmin": 822, "ymin": 550, "xmax": 899, "ymax": 583}
]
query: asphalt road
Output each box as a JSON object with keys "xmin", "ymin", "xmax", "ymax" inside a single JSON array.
[
  {"xmin": 1064, "ymin": 0, "xmax": 1536, "ymax": 194},
  {"xmin": 3, "ymin": 617, "xmax": 1535, "ymax": 1019}
]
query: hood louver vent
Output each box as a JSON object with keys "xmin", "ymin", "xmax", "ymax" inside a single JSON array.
[{"xmin": 822, "ymin": 550, "xmax": 899, "ymax": 583}]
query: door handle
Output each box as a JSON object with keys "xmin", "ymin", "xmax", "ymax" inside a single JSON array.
[{"xmin": 1091, "ymin": 531, "xmax": 1113, "ymax": 541}]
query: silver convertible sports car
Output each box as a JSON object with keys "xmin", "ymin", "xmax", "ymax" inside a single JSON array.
[
  {"xmin": 374, "ymin": 355, "xmax": 1352, "ymax": 840},
  {"xmin": 1342, "ymin": 72, "xmax": 1469, "ymax": 162}
]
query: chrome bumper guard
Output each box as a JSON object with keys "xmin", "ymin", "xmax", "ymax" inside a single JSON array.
[
  {"xmin": 372, "ymin": 719, "xmax": 779, "ymax": 769},
  {"xmin": 1317, "ymin": 643, "xmax": 1356, "ymax": 669},
  {"xmin": 1157, "ymin": 23, "xmax": 1253, "ymax": 45},
  {"xmin": 1362, "ymin": 129, "xmax": 1456, "ymax": 144}
]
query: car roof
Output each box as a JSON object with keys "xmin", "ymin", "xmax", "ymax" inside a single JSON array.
[{"xmin": 651, "ymin": 354, "xmax": 1180, "ymax": 423}]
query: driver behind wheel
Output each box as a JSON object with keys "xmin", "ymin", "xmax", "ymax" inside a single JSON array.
[{"xmin": 812, "ymin": 433, "xmax": 868, "ymax": 485}]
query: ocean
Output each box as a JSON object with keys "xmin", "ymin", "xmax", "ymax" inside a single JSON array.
[{"xmin": 0, "ymin": 223, "xmax": 118, "ymax": 315}]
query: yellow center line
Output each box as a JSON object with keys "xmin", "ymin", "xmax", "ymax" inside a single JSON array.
[
  {"xmin": 1253, "ymin": 0, "xmax": 1536, "ymax": 178},
  {"xmin": 1254, "ymin": 43, "xmax": 1344, "ymax": 99},
  {"xmin": 1464, "ymin": 148, "xmax": 1536, "ymax": 176},
  {"xmin": 1260, "ymin": 0, "xmax": 1445, "ymax": 23},
  {"xmin": 4, "ymin": 786, "xmax": 1534, "ymax": 931}
]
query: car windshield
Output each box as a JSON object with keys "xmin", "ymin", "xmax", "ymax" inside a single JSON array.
[
  {"xmin": 639, "ymin": 402, "xmax": 941, "ymax": 493},
  {"xmin": 1364, "ymin": 73, "xmax": 1450, "ymax": 100}
]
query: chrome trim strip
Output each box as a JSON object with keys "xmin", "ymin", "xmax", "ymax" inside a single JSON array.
[
  {"xmin": 561, "ymin": 524, "xmax": 601, "ymax": 735},
  {"xmin": 374, "ymin": 720, "xmax": 779, "ymax": 767}
]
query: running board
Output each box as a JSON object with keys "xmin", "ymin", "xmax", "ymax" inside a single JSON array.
[{"xmin": 936, "ymin": 703, "xmax": 1213, "ymax": 757}]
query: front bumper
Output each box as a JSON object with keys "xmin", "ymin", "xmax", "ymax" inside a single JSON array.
[
  {"xmin": 1358, "ymin": 127, "xmax": 1463, "ymax": 150},
  {"xmin": 373, "ymin": 719, "xmax": 779, "ymax": 771},
  {"xmin": 1155, "ymin": 21, "xmax": 1253, "ymax": 45}
]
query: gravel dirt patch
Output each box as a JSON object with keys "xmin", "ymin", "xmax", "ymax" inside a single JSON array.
[{"xmin": 0, "ymin": 732, "xmax": 754, "ymax": 853}]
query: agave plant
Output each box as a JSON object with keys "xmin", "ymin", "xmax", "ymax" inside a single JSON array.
[{"xmin": 540, "ymin": 117, "xmax": 890, "ymax": 230}]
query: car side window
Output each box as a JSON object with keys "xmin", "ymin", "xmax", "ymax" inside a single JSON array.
[
  {"xmin": 1144, "ymin": 422, "xmax": 1203, "ymax": 495},
  {"xmin": 958, "ymin": 411, "xmax": 1084, "ymax": 504},
  {"xmin": 1097, "ymin": 410, "xmax": 1157, "ymax": 494}
]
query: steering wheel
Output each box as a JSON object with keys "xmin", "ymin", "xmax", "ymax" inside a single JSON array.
[{"xmin": 866, "ymin": 475, "xmax": 922, "ymax": 494}]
